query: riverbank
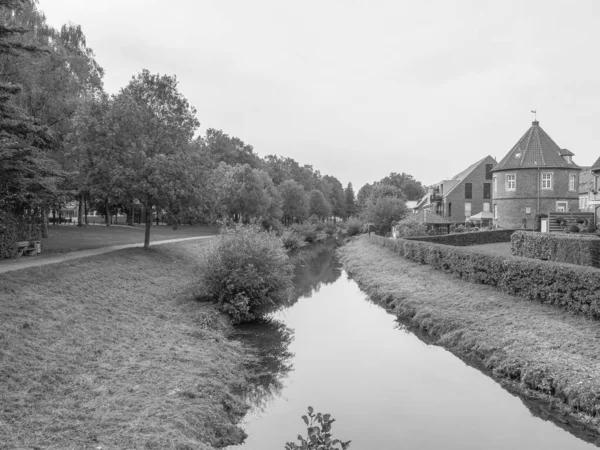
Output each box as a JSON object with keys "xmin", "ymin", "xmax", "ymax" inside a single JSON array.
[
  {"xmin": 339, "ymin": 236, "xmax": 600, "ymax": 444},
  {"xmin": 0, "ymin": 241, "xmax": 251, "ymax": 450}
]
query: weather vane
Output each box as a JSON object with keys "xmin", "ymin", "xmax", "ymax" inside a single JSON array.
[{"xmin": 531, "ymin": 109, "xmax": 537, "ymax": 121}]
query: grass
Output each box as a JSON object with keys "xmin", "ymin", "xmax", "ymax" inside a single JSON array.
[
  {"xmin": 0, "ymin": 240, "xmax": 251, "ymax": 450},
  {"xmin": 42, "ymin": 224, "xmax": 218, "ymax": 253},
  {"xmin": 340, "ymin": 236, "xmax": 600, "ymax": 440},
  {"xmin": 468, "ymin": 242, "xmax": 512, "ymax": 257}
]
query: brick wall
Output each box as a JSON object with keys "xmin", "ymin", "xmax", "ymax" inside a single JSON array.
[{"xmin": 492, "ymin": 168, "xmax": 580, "ymax": 228}]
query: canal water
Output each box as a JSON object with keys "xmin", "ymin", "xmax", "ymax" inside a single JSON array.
[{"xmin": 229, "ymin": 243, "xmax": 598, "ymax": 449}]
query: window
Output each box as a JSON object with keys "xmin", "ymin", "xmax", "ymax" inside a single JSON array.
[
  {"xmin": 483, "ymin": 183, "xmax": 491, "ymax": 199},
  {"xmin": 448, "ymin": 202, "xmax": 452, "ymax": 217},
  {"xmin": 541, "ymin": 173, "xmax": 553, "ymax": 189},
  {"xmin": 506, "ymin": 174, "xmax": 516, "ymax": 191},
  {"xmin": 526, "ymin": 207, "xmax": 531, "ymax": 214},
  {"xmin": 465, "ymin": 202, "xmax": 471, "ymax": 217},
  {"xmin": 485, "ymin": 164, "xmax": 493, "ymax": 180},
  {"xmin": 483, "ymin": 202, "xmax": 490, "ymax": 212},
  {"xmin": 556, "ymin": 201, "xmax": 568, "ymax": 212},
  {"xmin": 494, "ymin": 204, "xmax": 498, "ymax": 220},
  {"xmin": 465, "ymin": 183, "xmax": 472, "ymax": 199},
  {"xmin": 493, "ymin": 176, "xmax": 497, "ymax": 192},
  {"xmin": 569, "ymin": 174, "xmax": 576, "ymax": 191}
]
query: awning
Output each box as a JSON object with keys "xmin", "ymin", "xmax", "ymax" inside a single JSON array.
[{"xmin": 468, "ymin": 211, "xmax": 494, "ymax": 221}]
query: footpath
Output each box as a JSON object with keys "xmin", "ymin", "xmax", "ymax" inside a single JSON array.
[{"xmin": 0, "ymin": 236, "xmax": 214, "ymax": 274}]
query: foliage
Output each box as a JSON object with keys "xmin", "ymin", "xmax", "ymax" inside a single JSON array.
[
  {"xmin": 567, "ymin": 224, "xmax": 580, "ymax": 233},
  {"xmin": 344, "ymin": 217, "xmax": 363, "ymax": 237},
  {"xmin": 511, "ymin": 230, "xmax": 600, "ymax": 268},
  {"xmin": 344, "ymin": 183, "xmax": 356, "ymax": 217},
  {"xmin": 533, "ymin": 214, "xmax": 548, "ymax": 232},
  {"xmin": 379, "ymin": 172, "xmax": 426, "ymax": 201},
  {"xmin": 372, "ymin": 234, "xmax": 600, "ymax": 319},
  {"xmin": 309, "ymin": 189, "xmax": 332, "ymax": 219},
  {"xmin": 291, "ymin": 223, "xmax": 319, "ymax": 243},
  {"xmin": 279, "ymin": 179, "xmax": 309, "ymax": 224},
  {"xmin": 200, "ymin": 223, "xmax": 293, "ymax": 324},
  {"xmin": 200, "ymin": 128, "xmax": 262, "ymax": 169},
  {"xmin": 408, "ymin": 229, "xmax": 515, "ymax": 246},
  {"xmin": 281, "ymin": 230, "xmax": 308, "ymax": 251},
  {"xmin": 0, "ymin": 210, "xmax": 40, "ymax": 258},
  {"xmin": 394, "ymin": 219, "xmax": 429, "ymax": 238},
  {"xmin": 285, "ymin": 407, "xmax": 351, "ymax": 450},
  {"xmin": 361, "ymin": 196, "xmax": 407, "ymax": 235}
]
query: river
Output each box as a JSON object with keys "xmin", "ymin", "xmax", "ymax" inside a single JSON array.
[{"xmin": 229, "ymin": 243, "xmax": 598, "ymax": 449}]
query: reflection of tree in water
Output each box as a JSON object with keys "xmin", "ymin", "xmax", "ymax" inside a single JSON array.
[
  {"xmin": 288, "ymin": 242, "xmax": 343, "ymax": 306},
  {"xmin": 232, "ymin": 318, "xmax": 295, "ymax": 412}
]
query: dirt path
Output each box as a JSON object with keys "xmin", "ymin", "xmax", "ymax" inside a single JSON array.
[{"xmin": 0, "ymin": 236, "xmax": 214, "ymax": 274}]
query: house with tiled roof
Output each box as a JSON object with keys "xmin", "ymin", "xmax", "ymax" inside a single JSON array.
[
  {"xmin": 578, "ymin": 167, "xmax": 594, "ymax": 212},
  {"xmin": 416, "ymin": 155, "xmax": 497, "ymax": 223},
  {"xmin": 588, "ymin": 157, "xmax": 600, "ymax": 223},
  {"xmin": 491, "ymin": 121, "xmax": 582, "ymax": 229}
]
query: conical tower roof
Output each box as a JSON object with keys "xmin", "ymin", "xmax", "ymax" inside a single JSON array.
[{"xmin": 493, "ymin": 121, "xmax": 580, "ymax": 171}]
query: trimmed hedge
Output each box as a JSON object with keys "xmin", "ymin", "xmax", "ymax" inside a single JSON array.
[
  {"xmin": 0, "ymin": 212, "xmax": 41, "ymax": 259},
  {"xmin": 405, "ymin": 229, "xmax": 516, "ymax": 246},
  {"xmin": 371, "ymin": 235, "xmax": 600, "ymax": 319},
  {"xmin": 511, "ymin": 231, "xmax": 600, "ymax": 268}
]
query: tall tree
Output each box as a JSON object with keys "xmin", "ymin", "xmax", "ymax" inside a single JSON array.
[
  {"xmin": 201, "ymin": 128, "xmax": 262, "ymax": 169},
  {"xmin": 379, "ymin": 172, "xmax": 426, "ymax": 201},
  {"xmin": 308, "ymin": 189, "xmax": 331, "ymax": 220},
  {"xmin": 345, "ymin": 182, "xmax": 356, "ymax": 217},
  {"xmin": 278, "ymin": 179, "xmax": 309, "ymax": 225}
]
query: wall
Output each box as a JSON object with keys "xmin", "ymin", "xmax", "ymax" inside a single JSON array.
[{"xmin": 492, "ymin": 168, "xmax": 580, "ymax": 228}]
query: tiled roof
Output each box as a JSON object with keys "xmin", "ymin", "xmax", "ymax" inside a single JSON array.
[
  {"xmin": 579, "ymin": 167, "xmax": 594, "ymax": 194},
  {"xmin": 592, "ymin": 157, "xmax": 600, "ymax": 172},
  {"xmin": 493, "ymin": 121, "xmax": 580, "ymax": 171}
]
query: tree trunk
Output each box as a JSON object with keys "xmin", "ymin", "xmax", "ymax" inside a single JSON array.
[
  {"xmin": 144, "ymin": 199, "xmax": 152, "ymax": 249},
  {"xmin": 105, "ymin": 197, "xmax": 111, "ymax": 226},
  {"xmin": 52, "ymin": 208, "xmax": 56, "ymax": 226},
  {"xmin": 127, "ymin": 202, "xmax": 133, "ymax": 226},
  {"xmin": 84, "ymin": 197, "xmax": 88, "ymax": 225},
  {"xmin": 77, "ymin": 193, "xmax": 84, "ymax": 227},
  {"xmin": 41, "ymin": 204, "xmax": 49, "ymax": 238},
  {"xmin": 156, "ymin": 211, "xmax": 159, "ymax": 226}
]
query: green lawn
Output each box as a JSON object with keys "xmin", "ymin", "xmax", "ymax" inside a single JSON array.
[
  {"xmin": 468, "ymin": 241, "xmax": 512, "ymax": 257},
  {"xmin": 42, "ymin": 224, "xmax": 218, "ymax": 253},
  {"xmin": 0, "ymin": 240, "xmax": 250, "ymax": 449}
]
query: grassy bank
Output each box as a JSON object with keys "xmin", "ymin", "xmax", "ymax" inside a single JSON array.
[
  {"xmin": 340, "ymin": 236, "xmax": 600, "ymax": 443},
  {"xmin": 0, "ymin": 240, "xmax": 251, "ymax": 450}
]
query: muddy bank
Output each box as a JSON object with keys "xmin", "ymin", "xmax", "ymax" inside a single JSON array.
[{"xmin": 339, "ymin": 236, "xmax": 600, "ymax": 446}]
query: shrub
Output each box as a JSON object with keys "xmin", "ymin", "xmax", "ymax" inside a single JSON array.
[
  {"xmin": 200, "ymin": 224, "xmax": 294, "ymax": 324},
  {"xmin": 291, "ymin": 223, "xmax": 318, "ymax": 243},
  {"xmin": 281, "ymin": 230, "xmax": 307, "ymax": 251},
  {"xmin": 511, "ymin": 230, "xmax": 600, "ymax": 267},
  {"xmin": 568, "ymin": 224, "xmax": 580, "ymax": 233},
  {"xmin": 407, "ymin": 229, "xmax": 515, "ymax": 246},
  {"xmin": 395, "ymin": 220, "xmax": 428, "ymax": 238},
  {"xmin": 344, "ymin": 217, "xmax": 363, "ymax": 237},
  {"xmin": 285, "ymin": 407, "xmax": 351, "ymax": 450},
  {"xmin": 371, "ymin": 235, "xmax": 600, "ymax": 320},
  {"xmin": 453, "ymin": 224, "xmax": 467, "ymax": 233},
  {"xmin": 0, "ymin": 211, "xmax": 41, "ymax": 259}
]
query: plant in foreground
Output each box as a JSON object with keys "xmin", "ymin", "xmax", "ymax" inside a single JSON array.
[{"xmin": 285, "ymin": 407, "xmax": 351, "ymax": 450}]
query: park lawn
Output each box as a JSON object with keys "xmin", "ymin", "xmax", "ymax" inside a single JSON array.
[
  {"xmin": 340, "ymin": 236, "xmax": 600, "ymax": 441},
  {"xmin": 467, "ymin": 241, "xmax": 512, "ymax": 257},
  {"xmin": 0, "ymin": 240, "xmax": 251, "ymax": 450},
  {"xmin": 42, "ymin": 224, "xmax": 218, "ymax": 253}
]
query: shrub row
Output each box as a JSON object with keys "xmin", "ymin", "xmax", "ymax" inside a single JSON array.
[
  {"xmin": 405, "ymin": 229, "xmax": 516, "ymax": 246},
  {"xmin": 371, "ymin": 235, "xmax": 600, "ymax": 319},
  {"xmin": 0, "ymin": 212, "xmax": 41, "ymax": 259},
  {"xmin": 511, "ymin": 231, "xmax": 600, "ymax": 268}
]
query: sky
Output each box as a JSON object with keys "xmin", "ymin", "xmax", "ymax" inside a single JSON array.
[{"xmin": 37, "ymin": 0, "xmax": 600, "ymax": 190}]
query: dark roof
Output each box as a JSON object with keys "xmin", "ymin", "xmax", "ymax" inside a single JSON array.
[
  {"xmin": 592, "ymin": 157, "xmax": 600, "ymax": 172},
  {"xmin": 579, "ymin": 167, "xmax": 594, "ymax": 194},
  {"xmin": 493, "ymin": 121, "xmax": 580, "ymax": 171}
]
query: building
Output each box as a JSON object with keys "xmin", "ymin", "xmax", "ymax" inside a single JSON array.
[
  {"xmin": 415, "ymin": 155, "xmax": 497, "ymax": 223},
  {"xmin": 578, "ymin": 167, "xmax": 594, "ymax": 212},
  {"xmin": 589, "ymin": 157, "xmax": 600, "ymax": 223},
  {"xmin": 491, "ymin": 121, "xmax": 581, "ymax": 229}
]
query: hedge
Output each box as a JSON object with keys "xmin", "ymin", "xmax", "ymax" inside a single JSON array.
[
  {"xmin": 405, "ymin": 229, "xmax": 516, "ymax": 246},
  {"xmin": 0, "ymin": 212, "xmax": 41, "ymax": 259},
  {"xmin": 371, "ymin": 235, "xmax": 600, "ymax": 320},
  {"xmin": 511, "ymin": 231, "xmax": 600, "ymax": 268}
]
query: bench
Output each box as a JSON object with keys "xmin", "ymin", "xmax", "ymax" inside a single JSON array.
[{"xmin": 17, "ymin": 241, "xmax": 38, "ymax": 257}]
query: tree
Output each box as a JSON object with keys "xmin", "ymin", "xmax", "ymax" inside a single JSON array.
[
  {"xmin": 379, "ymin": 172, "xmax": 426, "ymax": 201},
  {"xmin": 322, "ymin": 175, "xmax": 346, "ymax": 220},
  {"xmin": 308, "ymin": 189, "xmax": 331, "ymax": 220},
  {"xmin": 110, "ymin": 70, "xmax": 200, "ymax": 248},
  {"xmin": 200, "ymin": 128, "xmax": 262, "ymax": 169},
  {"xmin": 344, "ymin": 182, "xmax": 356, "ymax": 217},
  {"xmin": 361, "ymin": 196, "xmax": 407, "ymax": 235},
  {"xmin": 279, "ymin": 179, "xmax": 309, "ymax": 225}
]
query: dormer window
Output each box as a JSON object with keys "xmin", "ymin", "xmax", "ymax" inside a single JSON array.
[
  {"xmin": 562, "ymin": 155, "xmax": 572, "ymax": 164},
  {"xmin": 515, "ymin": 152, "xmax": 522, "ymax": 159}
]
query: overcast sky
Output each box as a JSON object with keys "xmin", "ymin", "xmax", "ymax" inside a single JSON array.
[{"xmin": 38, "ymin": 0, "xmax": 600, "ymax": 190}]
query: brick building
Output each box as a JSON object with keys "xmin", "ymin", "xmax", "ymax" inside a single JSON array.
[
  {"xmin": 588, "ymin": 157, "xmax": 600, "ymax": 222},
  {"xmin": 492, "ymin": 121, "xmax": 581, "ymax": 229},
  {"xmin": 416, "ymin": 155, "xmax": 497, "ymax": 223}
]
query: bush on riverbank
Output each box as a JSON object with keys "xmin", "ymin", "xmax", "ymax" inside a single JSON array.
[
  {"xmin": 201, "ymin": 224, "xmax": 294, "ymax": 324},
  {"xmin": 343, "ymin": 217, "xmax": 363, "ymax": 237},
  {"xmin": 371, "ymin": 234, "xmax": 600, "ymax": 320},
  {"xmin": 511, "ymin": 230, "xmax": 600, "ymax": 268}
]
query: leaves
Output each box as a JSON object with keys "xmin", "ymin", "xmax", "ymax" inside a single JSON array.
[{"xmin": 286, "ymin": 407, "xmax": 350, "ymax": 450}]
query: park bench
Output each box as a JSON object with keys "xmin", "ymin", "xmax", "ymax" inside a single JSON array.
[{"xmin": 16, "ymin": 240, "xmax": 40, "ymax": 257}]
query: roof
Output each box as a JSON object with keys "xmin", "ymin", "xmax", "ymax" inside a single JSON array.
[
  {"xmin": 493, "ymin": 121, "xmax": 581, "ymax": 171},
  {"xmin": 469, "ymin": 211, "xmax": 494, "ymax": 220},
  {"xmin": 579, "ymin": 167, "xmax": 594, "ymax": 194},
  {"xmin": 592, "ymin": 157, "xmax": 600, "ymax": 172},
  {"xmin": 405, "ymin": 200, "xmax": 418, "ymax": 209}
]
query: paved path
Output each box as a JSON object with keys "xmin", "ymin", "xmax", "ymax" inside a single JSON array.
[{"xmin": 0, "ymin": 236, "xmax": 214, "ymax": 275}]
